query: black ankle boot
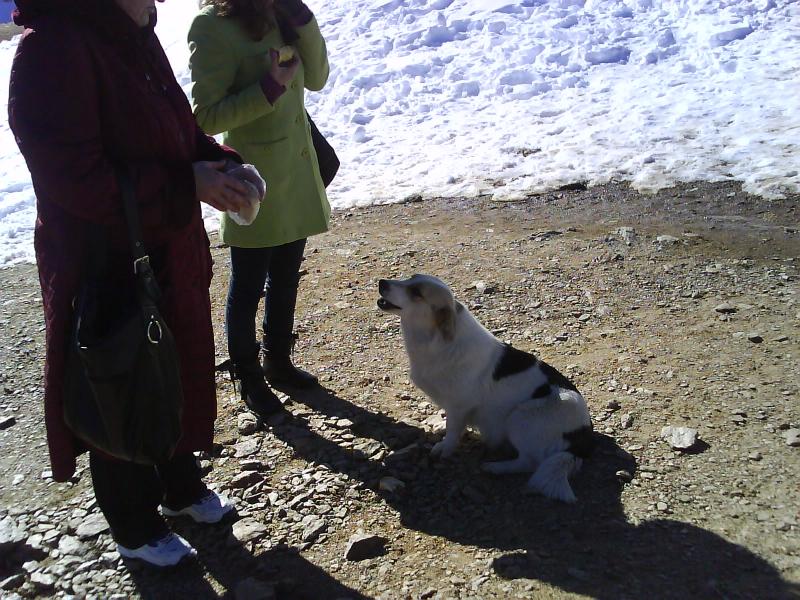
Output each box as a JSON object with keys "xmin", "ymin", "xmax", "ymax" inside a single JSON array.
[
  {"xmin": 229, "ymin": 357, "xmax": 284, "ymax": 418},
  {"xmin": 262, "ymin": 352, "xmax": 318, "ymax": 389}
]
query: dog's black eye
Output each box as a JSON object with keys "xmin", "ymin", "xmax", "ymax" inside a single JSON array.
[{"xmin": 408, "ymin": 286, "xmax": 423, "ymax": 299}]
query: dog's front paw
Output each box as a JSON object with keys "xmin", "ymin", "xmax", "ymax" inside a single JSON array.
[{"xmin": 431, "ymin": 440, "xmax": 456, "ymax": 459}]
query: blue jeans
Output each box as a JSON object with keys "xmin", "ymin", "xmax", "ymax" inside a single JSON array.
[{"xmin": 226, "ymin": 239, "xmax": 307, "ymax": 362}]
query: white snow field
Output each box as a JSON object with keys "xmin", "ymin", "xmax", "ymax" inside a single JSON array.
[{"xmin": 0, "ymin": 0, "xmax": 798, "ymax": 266}]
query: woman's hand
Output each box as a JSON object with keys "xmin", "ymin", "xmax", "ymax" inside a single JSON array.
[
  {"xmin": 193, "ymin": 160, "xmax": 251, "ymax": 213},
  {"xmin": 268, "ymin": 48, "xmax": 300, "ymax": 87}
]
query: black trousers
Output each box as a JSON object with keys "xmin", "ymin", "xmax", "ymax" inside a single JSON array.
[
  {"xmin": 89, "ymin": 452, "xmax": 207, "ymax": 548},
  {"xmin": 226, "ymin": 239, "xmax": 307, "ymax": 362}
]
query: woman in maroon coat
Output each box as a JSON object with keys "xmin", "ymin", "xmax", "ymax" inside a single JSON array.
[{"xmin": 9, "ymin": 0, "xmax": 252, "ymax": 566}]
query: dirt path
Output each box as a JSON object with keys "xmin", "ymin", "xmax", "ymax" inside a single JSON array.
[{"xmin": 1, "ymin": 181, "xmax": 799, "ymax": 599}]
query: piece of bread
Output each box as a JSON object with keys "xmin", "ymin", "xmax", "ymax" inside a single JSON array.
[
  {"xmin": 224, "ymin": 164, "xmax": 265, "ymax": 226},
  {"xmin": 278, "ymin": 45, "xmax": 295, "ymax": 65}
]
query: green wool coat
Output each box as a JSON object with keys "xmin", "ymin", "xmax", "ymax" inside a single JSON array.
[{"xmin": 188, "ymin": 6, "xmax": 331, "ymax": 248}]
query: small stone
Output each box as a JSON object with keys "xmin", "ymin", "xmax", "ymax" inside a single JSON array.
[
  {"xmin": 423, "ymin": 413, "xmax": 447, "ymax": 434},
  {"xmin": 231, "ymin": 519, "xmax": 267, "ymax": 544},
  {"xmin": 0, "ymin": 574, "xmax": 24, "ymax": 591},
  {"xmin": 237, "ymin": 413, "xmax": 260, "ymax": 436},
  {"xmin": 0, "ymin": 516, "xmax": 26, "ymax": 555},
  {"xmin": 748, "ymin": 452, "xmax": 762, "ymax": 461},
  {"xmin": 469, "ymin": 280, "xmax": 494, "ymax": 294},
  {"xmin": 230, "ymin": 471, "xmax": 262, "ymax": 489},
  {"xmin": 747, "ymin": 333, "xmax": 763, "ymax": 343},
  {"xmin": 0, "ymin": 416, "xmax": 16, "ymax": 430},
  {"xmin": 620, "ymin": 413, "xmax": 634, "ymax": 429},
  {"xmin": 784, "ymin": 429, "xmax": 800, "ymax": 447},
  {"xmin": 660, "ymin": 426, "xmax": 699, "ymax": 450},
  {"xmin": 616, "ymin": 227, "xmax": 636, "ymax": 245},
  {"xmin": 616, "ymin": 470, "xmax": 633, "ymax": 483},
  {"xmin": 58, "ymin": 535, "xmax": 88, "ymax": 556},
  {"xmin": 606, "ymin": 400, "xmax": 621, "ymax": 411},
  {"xmin": 239, "ymin": 459, "xmax": 265, "ymax": 471},
  {"xmin": 656, "ymin": 502, "xmax": 669, "ymax": 512},
  {"xmin": 731, "ymin": 414, "xmax": 746, "ymax": 425},
  {"xmin": 29, "ymin": 572, "xmax": 55, "ymax": 591},
  {"xmin": 656, "ymin": 235, "xmax": 680, "ymax": 245},
  {"xmin": 234, "ymin": 438, "xmax": 262, "ymax": 458},
  {"xmin": 76, "ymin": 513, "xmax": 109, "ymax": 540},
  {"xmin": 301, "ymin": 519, "xmax": 327, "ymax": 543},
  {"xmin": 714, "ymin": 302, "xmax": 737, "ymax": 314},
  {"xmin": 234, "ymin": 577, "xmax": 275, "ymax": 600},
  {"xmin": 378, "ymin": 477, "xmax": 405, "ymax": 493},
  {"xmin": 344, "ymin": 533, "xmax": 388, "ymax": 561}
]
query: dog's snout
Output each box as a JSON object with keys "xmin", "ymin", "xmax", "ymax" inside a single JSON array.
[{"xmin": 378, "ymin": 279, "xmax": 389, "ymax": 295}]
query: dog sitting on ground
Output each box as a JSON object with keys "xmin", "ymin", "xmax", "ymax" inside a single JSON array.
[{"xmin": 377, "ymin": 274, "xmax": 593, "ymax": 502}]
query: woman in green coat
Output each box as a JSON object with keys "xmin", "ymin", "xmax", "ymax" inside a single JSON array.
[{"xmin": 189, "ymin": 0, "xmax": 330, "ymax": 417}]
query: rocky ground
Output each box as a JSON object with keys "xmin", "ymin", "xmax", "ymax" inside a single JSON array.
[{"xmin": 1, "ymin": 181, "xmax": 799, "ymax": 600}]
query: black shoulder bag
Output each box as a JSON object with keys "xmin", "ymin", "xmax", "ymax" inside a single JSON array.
[
  {"xmin": 62, "ymin": 166, "xmax": 183, "ymax": 464},
  {"xmin": 307, "ymin": 112, "xmax": 339, "ymax": 188}
]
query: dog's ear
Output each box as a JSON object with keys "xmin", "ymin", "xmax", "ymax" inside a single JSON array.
[{"xmin": 434, "ymin": 305, "xmax": 456, "ymax": 341}]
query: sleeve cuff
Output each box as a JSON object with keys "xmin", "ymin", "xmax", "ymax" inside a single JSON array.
[
  {"xmin": 167, "ymin": 161, "xmax": 197, "ymax": 228},
  {"xmin": 219, "ymin": 144, "xmax": 243, "ymax": 164},
  {"xmin": 260, "ymin": 73, "xmax": 286, "ymax": 105}
]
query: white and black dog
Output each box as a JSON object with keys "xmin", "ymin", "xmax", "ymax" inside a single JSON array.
[{"xmin": 377, "ymin": 274, "xmax": 593, "ymax": 502}]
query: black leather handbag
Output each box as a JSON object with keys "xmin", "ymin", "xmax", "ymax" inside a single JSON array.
[
  {"xmin": 62, "ymin": 166, "xmax": 183, "ymax": 464},
  {"xmin": 307, "ymin": 111, "xmax": 339, "ymax": 188}
]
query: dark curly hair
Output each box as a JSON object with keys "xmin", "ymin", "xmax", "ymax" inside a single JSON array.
[{"xmin": 203, "ymin": 0, "xmax": 275, "ymax": 41}]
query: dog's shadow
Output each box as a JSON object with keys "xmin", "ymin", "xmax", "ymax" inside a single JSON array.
[{"xmin": 267, "ymin": 385, "xmax": 798, "ymax": 600}]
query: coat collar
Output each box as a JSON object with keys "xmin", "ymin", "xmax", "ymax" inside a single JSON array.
[{"xmin": 13, "ymin": 0, "xmax": 156, "ymax": 43}]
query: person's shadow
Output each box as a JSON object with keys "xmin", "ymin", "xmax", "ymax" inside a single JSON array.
[
  {"xmin": 122, "ymin": 512, "xmax": 371, "ymax": 600},
  {"xmin": 262, "ymin": 384, "xmax": 799, "ymax": 600}
]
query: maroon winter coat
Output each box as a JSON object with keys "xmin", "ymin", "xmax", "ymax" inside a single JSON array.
[{"xmin": 9, "ymin": 0, "xmax": 236, "ymax": 481}]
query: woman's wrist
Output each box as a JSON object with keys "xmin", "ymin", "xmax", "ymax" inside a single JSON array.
[{"xmin": 260, "ymin": 73, "xmax": 286, "ymax": 105}]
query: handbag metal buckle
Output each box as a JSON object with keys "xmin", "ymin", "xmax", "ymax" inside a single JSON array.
[
  {"xmin": 146, "ymin": 316, "xmax": 163, "ymax": 344},
  {"xmin": 133, "ymin": 254, "xmax": 151, "ymax": 275}
]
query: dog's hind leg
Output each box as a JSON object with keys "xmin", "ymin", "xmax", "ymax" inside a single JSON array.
[
  {"xmin": 525, "ymin": 452, "xmax": 580, "ymax": 503},
  {"xmin": 482, "ymin": 455, "xmax": 536, "ymax": 474}
]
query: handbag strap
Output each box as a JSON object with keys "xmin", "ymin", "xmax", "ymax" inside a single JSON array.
[
  {"xmin": 115, "ymin": 165, "xmax": 162, "ymax": 305},
  {"xmin": 115, "ymin": 165, "xmax": 149, "ymax": 274}
]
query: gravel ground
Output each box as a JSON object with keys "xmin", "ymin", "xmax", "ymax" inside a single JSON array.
[{"xmin": 1, "ymin": 181, "xmax": 799, "ymax": 600}]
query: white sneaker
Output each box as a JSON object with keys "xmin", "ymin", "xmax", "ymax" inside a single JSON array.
[
  {"xmin": 117, "ymin": 532, "xmax": 197, "ymax": 567},
  {"xmin": 161, "ymin": 491, "xmax": 234, "ymax": 524}
]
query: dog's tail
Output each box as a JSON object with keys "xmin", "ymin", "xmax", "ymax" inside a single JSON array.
[{"xmin": 526, "ymin": 452, "xmax": 581, "ymax": 503}]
